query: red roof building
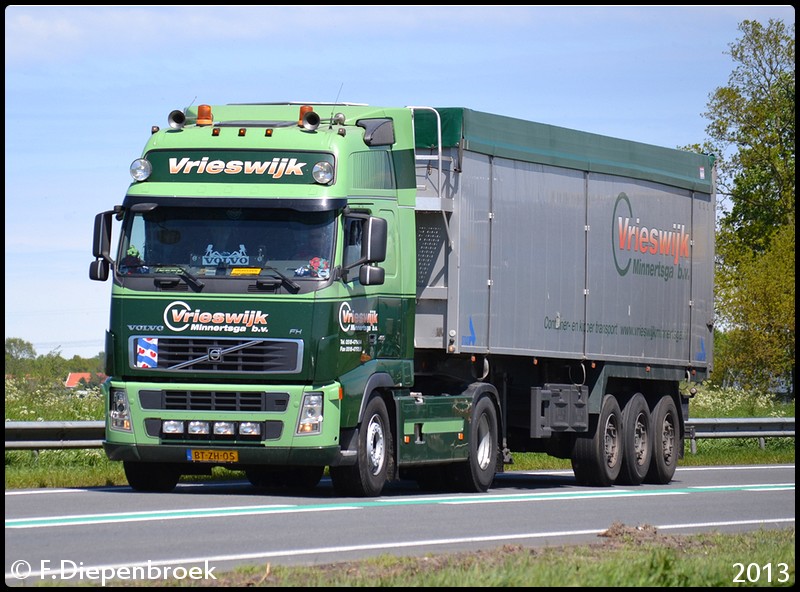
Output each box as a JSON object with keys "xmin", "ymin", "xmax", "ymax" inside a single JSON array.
[{"xmin": 64, "ymin": 372, "xmax": 107, "ymax": 388}]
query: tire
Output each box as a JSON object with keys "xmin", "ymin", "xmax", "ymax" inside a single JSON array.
[
  {"xmin": 617, "ymin": 393, "xmax": 651, "ymax": 485},
  {"xmin": 330, "ymin": 395, "xmax": 392, "ymax": 497},
  {"xmin": 449, "ymin": 395, "xmax": 498, "ymax": 493},
  {"xmin": 571, "ymin": 394, "xmax": 623, "ymax": 486},
  {"xmin": 123, "ymin": 461, "xmax": 180, "ymax": 493},
  {"xmin": 246, "ymin": 466, "xmax": 324, "ymax": 491},
  {"xmin": 645, "ymin": 395, "xmax": 679, "ymax": 484}
]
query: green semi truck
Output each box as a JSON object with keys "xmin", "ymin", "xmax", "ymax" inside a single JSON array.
[{"xmin": 90, "ymin": 102, "xmax": 715, "ymax": 496}]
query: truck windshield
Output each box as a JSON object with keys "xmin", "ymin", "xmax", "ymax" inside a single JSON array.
[{"xmin": 117, "ymin": 206, "xmax": 335, "ymax": 281}]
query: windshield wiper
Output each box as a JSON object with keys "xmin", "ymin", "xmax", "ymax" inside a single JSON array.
[
  {"xmin": 150, "ymin": 264, "xmax": 205, "ymax": 292},
  {"xmin": 260, "ymin": 265, "xmax": 300, "ymax": 293}
]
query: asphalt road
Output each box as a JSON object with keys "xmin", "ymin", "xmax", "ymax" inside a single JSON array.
[{"xmin": 5, "ymin": 464, "xmax": 795, "ymax": 587}]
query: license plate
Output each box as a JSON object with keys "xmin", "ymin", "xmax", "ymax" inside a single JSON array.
[{"xmin": 187, "ymin": 449, "xmax": 239, "ymax": 463}]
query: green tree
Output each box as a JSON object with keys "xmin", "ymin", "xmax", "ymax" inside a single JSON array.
[
  {"xmin": 4, "ymin": 337, "xmax": 36, "ymax": 377},
  {"xmin": 713, "ymin": 223, "xmax": 795, "ymax": 394},
  {"xmin": 31, "ymin": 348, "xmax": 72, "ymax": 386},
  {"xmin": 705, "ymin": 19, "xmax": 795, "ymax": 250},
  {"xmin": 703, "ymin": 19, "xmax": 795, "ymax": 396}
]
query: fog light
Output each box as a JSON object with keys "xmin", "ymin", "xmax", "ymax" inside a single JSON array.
[
  {"xmin": 162, "ymin": 420, "xmax": 184, "ymax": 434},
  {"xmin": 214, "ymin": 422, "xmax": 235, "ymax": 436},
  {"xmin": 239, "ymin": 422, "xmax": 261, "ymax": 436},
  {"xmin": 188, "ymin": 421, "xmax": 210, "ymax": 435}
]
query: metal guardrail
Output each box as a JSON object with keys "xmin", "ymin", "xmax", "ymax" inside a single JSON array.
[
  {"xmin": 4, "ymin": 418, "xmax": 795, "ymax": 452},
  {"xmin": 5, "ymin": 421, "xmax": 105, "ymax": 450},
  {"xmin": 684, "ymin": 417, "xmax": 795, "ymax": 454}
]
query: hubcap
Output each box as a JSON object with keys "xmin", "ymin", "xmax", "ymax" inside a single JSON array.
[
  {"xmin": 475, "ymin": 414, "xmax": 492, "ymax": 470},
  {"xmin": 633, "ymin": 412, "xmax": 649, "ymax": 467},
  {"xmin": 660, "ymin": 414, "xmax": 675, "ymax": 464},
  {"xmin": 603, "ymin": 414, "xmax": 620, "ymax": 469},
  {"xmin": 366, "ymin": 415, "xmax": 385, "ymax": 476}
]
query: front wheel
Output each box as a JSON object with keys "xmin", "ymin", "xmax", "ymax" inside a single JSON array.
[
  {"xmin": 449, "ymin": 395, "xmax": 498, "ymax": 493},
  {"xmin": 330, "ymin": 395, "xmax": 392, "ymax": 497}
]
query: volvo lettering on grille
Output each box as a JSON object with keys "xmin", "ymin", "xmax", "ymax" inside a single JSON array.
[{"xmin": 128, "ymin": 337, "xmax": 303, "ymax": 373}]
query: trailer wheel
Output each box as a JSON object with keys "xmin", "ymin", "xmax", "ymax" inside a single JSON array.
[
  {"xmin": 330, "ymin": 395, "xmax": 392, "ymax": 497},
  {"xmin": 645, "ymin": 395, "xmax": 678, "ymax": 484},
  {"xmin": 123, "ymin": 461, "xmax": 179, "ymax": 493},
  {"xmin": 449, "ymin": 395, "xmax": 498, "ymax": 493},
  {"xmin": 617, "ymin": 393, "xmax": 651, "ymax": 485},
  {"xmin": 571, "ymin": 394, "xmax": 623, "ymax": 486}
]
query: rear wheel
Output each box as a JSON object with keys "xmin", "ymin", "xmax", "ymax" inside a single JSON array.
[
  {"xmin": 571, "ymin": 394, "xmax": 623, "ymax": 486},
  {"xmin": 330, "ymin": 395, "xmax": 392, "ymax": 497},
  {"xmin": 617, "ymin": 393, "xmax": 651, "ymax": 485},
  {"xmin": 645, "ymin": 395, "xmax": 679, "ymax": 484},
  {"xmin": 123, "ymin": 461, "xmax": 180, "ymax": 493},
  {"xmin": 449, "ymin": 395, "xmax": 498, "ymax": 493}
]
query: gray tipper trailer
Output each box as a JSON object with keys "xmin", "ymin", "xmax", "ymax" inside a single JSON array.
[{"xmin": 406, "ymin": 106, "xmax": 714, "ymax": 489}]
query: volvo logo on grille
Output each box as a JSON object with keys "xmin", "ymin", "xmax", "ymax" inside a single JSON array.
[{"xmin": 208, "ymin": 347, "xmax": 223, "ymax": 361}]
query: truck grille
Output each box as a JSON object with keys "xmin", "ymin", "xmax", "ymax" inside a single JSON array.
[
  {"xmin": 139, "ymin": 389, "xmax": 290, "ymax": 412},
  {"xmin": 130, "ymin": 337, "xmax": 303, "ymax": 374}
]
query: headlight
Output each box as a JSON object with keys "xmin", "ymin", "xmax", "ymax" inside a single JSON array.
[
  {"xmin": 130, "ymin": 158, "xmax": 152, "ymax": 181},
  {"xmin": 297, "ymin": 392, "xmax": 323, "ymax": 435},
  {"xmin": 110, "ymin": 389, "xmax": 132, "ymax": 432},
  {"xmin": 311, "ymin": 161, "xmax": 333, "ymax": 185}
]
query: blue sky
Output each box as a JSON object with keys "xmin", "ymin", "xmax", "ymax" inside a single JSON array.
[{"xmin": 4, "ymin": 5, "xmax": 795, "ymax": 359}]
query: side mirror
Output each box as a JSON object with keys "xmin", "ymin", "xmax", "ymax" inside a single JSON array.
[
  {"xmin": 92, "ymin": 211, "xmax": 113, "ymax": 259},
  {"xmin": 357, "ymin": 118, "xmax": 395, "ymax": 146},
  {"xmin": 359, "ymin": 265, "xmax": 385, "ymax": 286},
  {"xmin": 361, "ymin": 216, "xmax": 387, "ymax": 263},
  {"xmin": 89, "ymin": 259, "xmax": 109, "ymax": 281},
  {"xmin": 90, "ymin": 210, "xmax": 114, "ymax": 282}
]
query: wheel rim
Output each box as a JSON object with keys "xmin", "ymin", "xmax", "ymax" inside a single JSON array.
[
  {"xmin": 603, "ymin": 413, "xmax": 620, "ymax": 469},
  {"xmin": 475, "ymin": 413, "xmax": 492, "ymax": 470},
  {"xmin": 633, "ymin": 411, "xmax": 649, "ymax": 467},
  {"xmin": 659, "ymin": 412, "xmax": 675, "ymax": 465},
  {"xmin": 366, "ymin": 414, "xmax": 386, "ymax": 476}
]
